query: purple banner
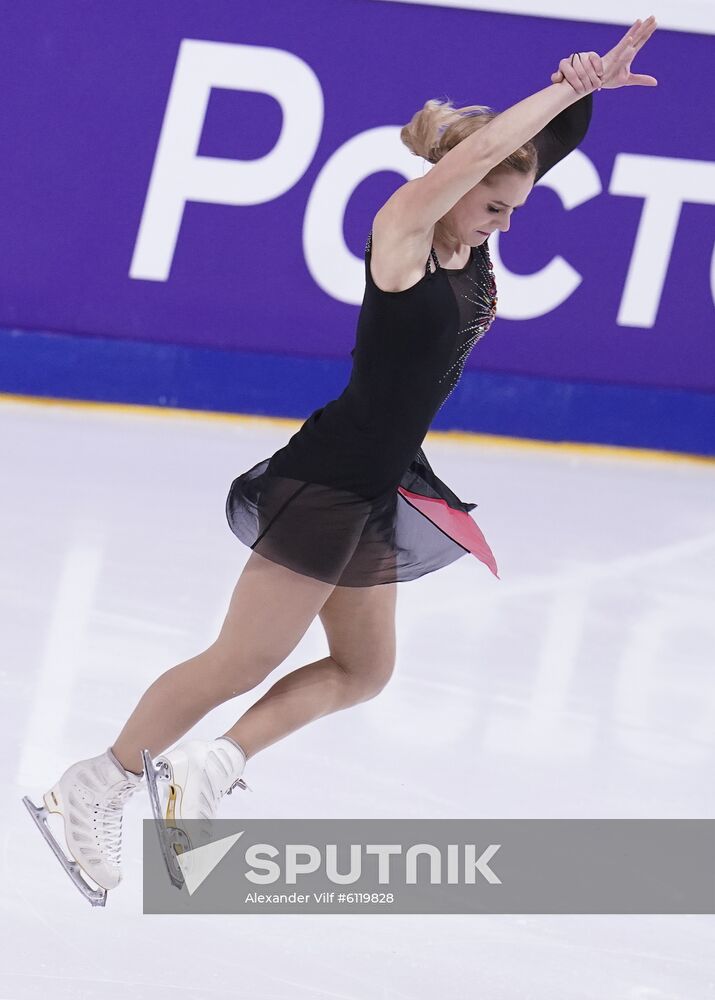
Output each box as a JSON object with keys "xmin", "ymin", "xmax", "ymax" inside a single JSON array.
[{"xmin": 1, "ymin": 2, "xmax": 713, "ymax": 390}]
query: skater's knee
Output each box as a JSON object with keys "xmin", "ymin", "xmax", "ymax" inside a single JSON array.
[{"xmin": 334, "ymin": 651, "xmax": 396, "ymax": 703}]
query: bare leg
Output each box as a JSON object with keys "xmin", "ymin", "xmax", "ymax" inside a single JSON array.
[
  {"xmin": 221, "ymin": 581, "xmax": 397, "ymax": 757},
  {"xmin": 220, "ymin": 655, "xmax": 361, "ymax": 758},
  {"xmin": 111, "ymin": 552, "xmax": 336, "ymax": 775},
  {"xmin": 110, "ymin": 645, "xmax": 253, "ymax": 775}
]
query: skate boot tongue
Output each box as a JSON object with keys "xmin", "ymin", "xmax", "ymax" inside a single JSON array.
[{"xmin": 90, "ymin": 751, "xmax": 144, "ymax": 874}]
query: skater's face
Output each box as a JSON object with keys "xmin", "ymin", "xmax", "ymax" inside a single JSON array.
[{"xmin": 442, "ymin": 169, "xmax": 536, "ymax": 247}]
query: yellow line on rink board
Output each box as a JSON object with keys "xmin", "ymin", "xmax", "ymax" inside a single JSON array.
[{"xmin": 0, "ymin": 390, "xmax": 713, "ymax": 468}]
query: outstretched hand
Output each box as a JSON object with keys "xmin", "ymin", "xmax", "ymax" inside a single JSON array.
[{"xmin": 551, "ymin": 16, "xmax": 658, "ymax": 93}]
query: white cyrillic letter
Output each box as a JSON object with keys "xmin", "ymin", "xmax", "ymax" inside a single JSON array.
[
  {"xmin": 610, "ymin": 154, "xmax": 715, "ymax": 327},
  {"xmin": 489, "ymin": 148, "xmax": 601, "ymax": 319},
  {"xmin": 304, "ymin": 127, "xmax": 423, "ymax": 304},
  {"xmin": 131, "ymin": 39, "xmax": 323, "ymax": 281}
]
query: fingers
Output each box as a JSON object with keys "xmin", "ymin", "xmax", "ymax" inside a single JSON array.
[
  {"xmin": 554, "ymin": 17, "xmax": 657, "ymax": 92},
  {"xmin": 625, "ymin": 16, "xmax": 658, "ymax": 87},
  {"xmin": 615, "ymin": 15, "xmax": 657, "ymax": 56},
  {"xmin": 552, "ymin": 44, "xmax": 607, "ymax": 91},
  {"xmin": 587, "ymin": 51, "xmax": 604, "ymax": 77},
  {"xmin": 625, "ymin": 19, "xmax": 643, "ymax": 43},
  {"xmin": 557, "ymin": 53, "xmax": 602, "ymax": 94},
  {"xmin": 554, "ymin": 57, "xmax": 578, "ymax": 91},
  {"xmin": 632, "ymin": 14, "xmax": 657, "ymax": 51},
  {"xmin": 626, "ymin": 73, "xmax": 658, "ymax": 87},
  {"xmin": 578, "ymin": 52, "xmax": 603, "ymax": 90},
  {"xmin": 613, "ymin": 19, "xmax": 642, "ymax": 56},
  {"xmin": 557, "ymin": 56, "xmax": 583, "ymax": 93}
]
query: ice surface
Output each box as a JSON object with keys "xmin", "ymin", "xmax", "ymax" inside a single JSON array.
[{"xmin": 2, "ymin": 396, "xmax": 714, "ymax": 999}]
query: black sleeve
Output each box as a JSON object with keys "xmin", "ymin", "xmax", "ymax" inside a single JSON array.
[{"xmin": 531, "ymin": 93, "xmax": 593, "ymax": 181}]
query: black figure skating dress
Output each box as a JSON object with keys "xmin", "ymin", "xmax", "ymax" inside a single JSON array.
[{"xmin": 226, "ymin": 95, "xmax": 593, "ymax": 587}]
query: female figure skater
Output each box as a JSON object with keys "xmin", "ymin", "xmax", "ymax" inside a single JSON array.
[{"xmin": 23, "ymin": 18, "xmax": 657, "ymax": 904}]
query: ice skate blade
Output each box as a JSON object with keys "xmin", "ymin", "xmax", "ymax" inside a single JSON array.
[
  {"xmin": 21, "ymin": 795, "xmax": 107, "ymax": 907},
  {"xmin": 141, "ymin": 749, "xmax": 190, "ymax": 890}
]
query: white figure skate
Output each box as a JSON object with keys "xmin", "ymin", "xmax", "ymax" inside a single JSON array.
[
  {"xmin": 142, "ymin": 737, "xmax": 250, "ymax": 888},
  {"xmin": 22, "ymin": 747, "xmax": 144, "ymax": 907}
]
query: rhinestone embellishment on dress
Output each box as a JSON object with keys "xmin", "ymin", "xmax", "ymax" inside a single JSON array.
[{"xmin": 436, "ymin": 242, "xmax": 498, "ymax": 407}]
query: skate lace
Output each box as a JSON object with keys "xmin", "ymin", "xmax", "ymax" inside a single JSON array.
[{"xmin": 95, "ymin": 779, "xmax": 141, "ymax": 867}]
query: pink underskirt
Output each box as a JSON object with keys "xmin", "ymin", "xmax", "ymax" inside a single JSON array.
[{"xmin": 397, "ymin": 486, "xmax": 499, "ymax": 578}]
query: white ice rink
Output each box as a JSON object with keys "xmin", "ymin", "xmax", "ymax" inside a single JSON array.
[{"xmin": 2, "ymin": 394, "xmax": 714, "ymax": 999}]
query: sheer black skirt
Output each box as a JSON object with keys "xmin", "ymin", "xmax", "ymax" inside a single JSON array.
[{"xmin": 225, "ymin": 446, "xmax": 498, "ymax": 587}]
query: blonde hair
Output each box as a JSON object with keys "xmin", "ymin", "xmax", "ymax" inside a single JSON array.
[{"xmin": 400, "ymin": 98, "xmax": 537, "ymax": 178}]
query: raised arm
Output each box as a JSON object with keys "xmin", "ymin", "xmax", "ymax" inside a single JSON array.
[
  {"xmin": 531, "ymin": 14, "xmax": 659, "ymax": 182},
  {"xmin": 530, "ymin": 93, "xmax": 593, "ymax": 181},
  {"xmin": 378, "ymin": 17, "xmax": 657, "ymax": 239},
  {"xmin": 381, "ymin": 79, "xmax": 594, "ymax": 237}
]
